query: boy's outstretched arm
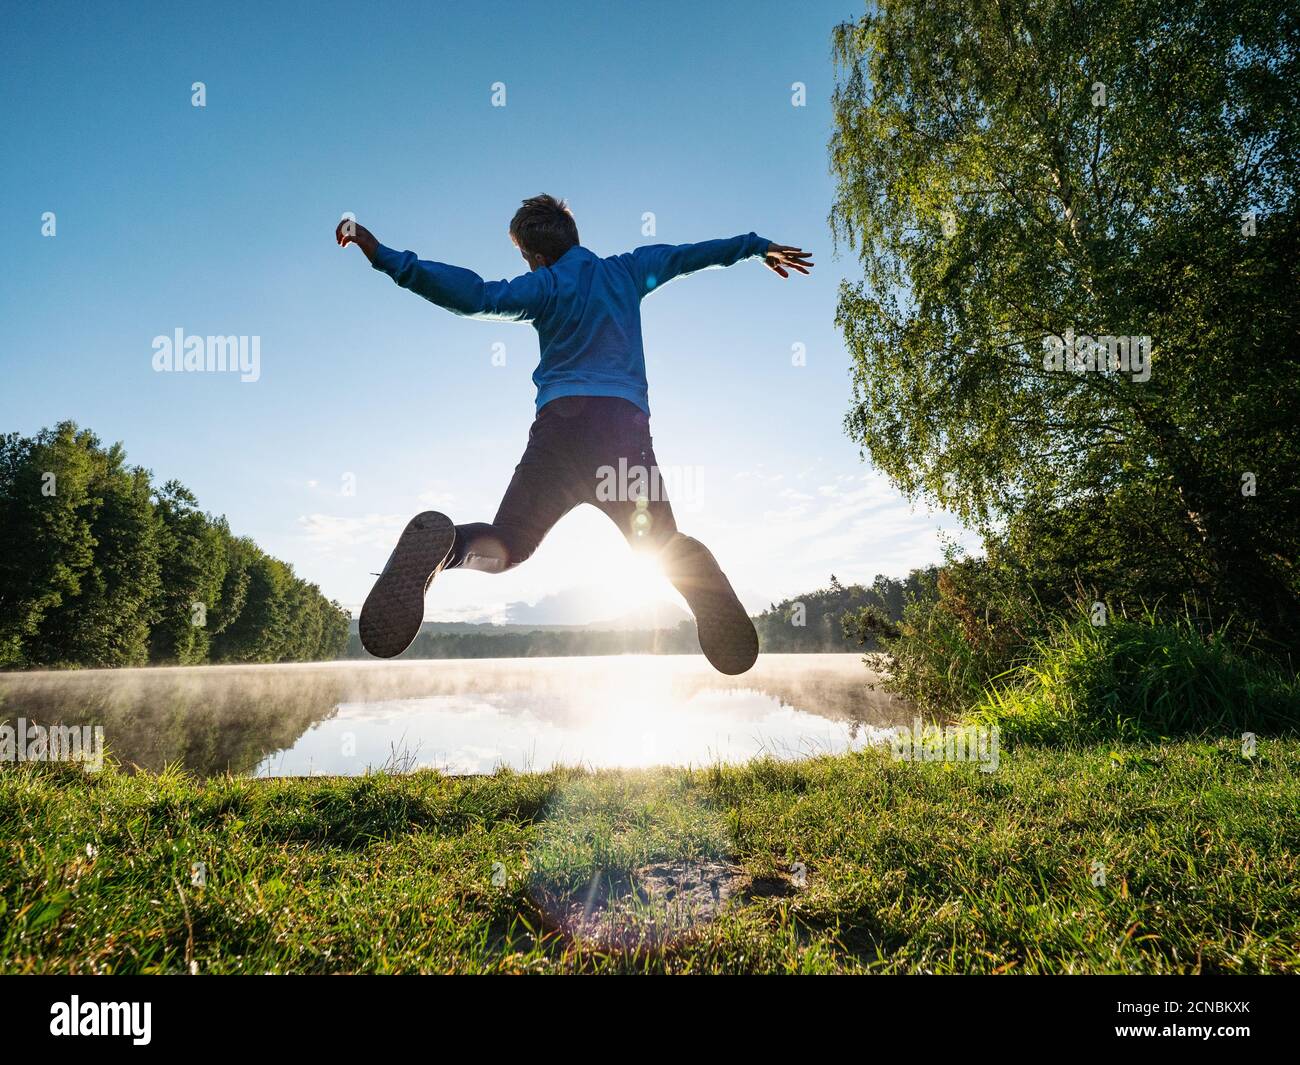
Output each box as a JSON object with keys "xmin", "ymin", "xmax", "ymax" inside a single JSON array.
[
  {"xmin": 626, "ymin": 233, "xmax": 814, "ymax": 295},
  {"xmin": 335, "ymin": 219, "xmax": 548, "ymax": 322}
]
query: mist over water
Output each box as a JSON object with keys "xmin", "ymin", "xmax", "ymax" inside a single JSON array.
[{"xmin": 0, "ymin": 654, "xmax": 916, "ymax": 777}]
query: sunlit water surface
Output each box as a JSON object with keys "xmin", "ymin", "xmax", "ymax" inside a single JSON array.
[{"xmin": 0, "ymin": 654, "xmax": 914, "ymax": 777}]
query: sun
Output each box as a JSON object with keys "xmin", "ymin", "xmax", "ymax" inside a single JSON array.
[
  {"xmin": 579, "ymin": 548, "xmax": 681, "ymax": 624},
  {"xmin": 620, "ymin": 550, "xmax": 675, "ymax": 610}
]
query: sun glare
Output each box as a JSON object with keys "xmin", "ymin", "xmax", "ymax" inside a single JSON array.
[
  {"xmin": 574, "ymin": 547, "xmax": 682, "ymax": 625},
  {"xmin": 625, "ymin": 550, "xmax": 667, "ymax": 599}
]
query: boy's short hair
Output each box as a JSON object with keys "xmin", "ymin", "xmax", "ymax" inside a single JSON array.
[{"xmin": 509, "ymin": 194, "xmax": 579, "ymax": 263}]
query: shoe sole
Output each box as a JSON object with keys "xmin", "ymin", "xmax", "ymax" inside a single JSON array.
[
  {"xmin": 665, "ymin": 536, "xmax": 758, "ymax": 675},
  {"xmin": 359, "ymin": 511, "xmax": 456, "ymax": 659}
]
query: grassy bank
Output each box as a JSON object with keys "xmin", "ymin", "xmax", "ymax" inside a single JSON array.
[
  {"xmin": 969, "ymin": 615, "xmax": 1300, "ymax": 745},
  {"xmin": 3, "ymin": 737, "xmax": 1297, "ymax": 974}
]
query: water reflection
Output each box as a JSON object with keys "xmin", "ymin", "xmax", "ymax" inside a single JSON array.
[{"xmin": 0, "ymin": 654, "xmax": 917, "ymax": 777}]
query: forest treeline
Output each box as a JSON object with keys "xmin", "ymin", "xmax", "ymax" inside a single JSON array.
[
  {"xmin": 346, "ymin": 573, "xmax": 924, "ymax": 659},
  {"xmin": 752, "ymin": 572, "xmax": 927, "ymax": 652},
  {"xmin": 0, "ymin": 423, "xmax": 349, "ymax": 670},
  {"xmin": 347, "ymin": 625, "xmax": 702, "ymax": 659}
]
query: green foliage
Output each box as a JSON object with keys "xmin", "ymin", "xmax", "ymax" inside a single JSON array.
[
  {"xmin": 973, "ymin": 611, "xmax": 1300, "ymax": 743},
  {"xmin": 830, "ymin": 0, "xmax": 1300, "ymax": 651},
  {"xmin": 848, "ymin": 551, "xmax": 1047, "ymax": 715},
  {"xmin": 859, "ymin": 531, "xmax": 1300, "ymax": 736},
  {"xmin": 0, "ymin": 422, "xmax": 349, "ymax": 670},
  {"xmin": 39, "ymin": 462, "xmax": 160, "ymax": 668},
  {"xmin": 148, "ymin": 481, "xmax": 226, "ymax": 665},
  {"xmin": 0, "ymin": 427, "xmax": 98, "ymax": 664},
  {"xmin": 754, "ymin": 573, "xmax": 924, "ymax": 652}
]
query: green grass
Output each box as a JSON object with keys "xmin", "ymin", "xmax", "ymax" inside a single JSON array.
[
  {"xmin": 3, "ymin": 737, "xmax": 1297, "ymax": 973},
  {"xmin": 971, "ymin": 615, "xmax": 1300, "ymax": 744}
]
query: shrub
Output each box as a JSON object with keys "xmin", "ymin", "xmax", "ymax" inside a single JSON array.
[{"xmin": 970, "ymin": 612, "xmax": 1300, "ymax": 744}]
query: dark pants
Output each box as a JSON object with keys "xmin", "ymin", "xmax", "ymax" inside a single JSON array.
[{"xmin": 446, "ymin": 395, "xmax": 680, "ymax": 573}]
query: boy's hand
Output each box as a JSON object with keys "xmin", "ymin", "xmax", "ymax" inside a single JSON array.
[
  {"xmin": 335, "ymin": 218, "xmax": 380, "ymax": 262},
  {"xmin": 763, "ymin": 243, "xmax": 814, "ymax": 279}
]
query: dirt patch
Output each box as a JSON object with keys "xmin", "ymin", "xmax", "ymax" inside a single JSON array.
[{"xmin": 530, "ymin": 859, "xmax": 798, "ymax": 949}]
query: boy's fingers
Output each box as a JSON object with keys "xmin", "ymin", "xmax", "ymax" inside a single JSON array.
[
  {"xmin": 765, "ymin": 244, "xmax": 815, "ymax": 276},
  {"xmin": 777, "ymin": 249, "xmax": 813, "ymax": 266}
]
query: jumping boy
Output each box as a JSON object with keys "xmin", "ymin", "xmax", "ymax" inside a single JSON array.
[{"xmin": 335, "ymin": 195, "xmax": 813, "ymax": 674}]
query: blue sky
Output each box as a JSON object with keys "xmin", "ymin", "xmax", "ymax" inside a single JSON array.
[{"xmin": 2, "ymin": 0, "xmax": 976, "ymax": 623}]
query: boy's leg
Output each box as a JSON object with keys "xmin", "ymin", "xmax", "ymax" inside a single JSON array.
[
  {"xmin": 444, "ymin": 401, "xmax": 585, "ymax": 573},
  {"xmin": 657, "ymin": 532, "xmax": 758, "ymax": 675},
  {"xmin": 358, "ymin": 404, "xmax": 581, "ymax": 658},
  {"xmin": 582, "ymin": 399, "xmax": 758, "ymax": 675},
  {"xmin": 358, "ymin": 510, "xmax": 457, "ymax": 658}
]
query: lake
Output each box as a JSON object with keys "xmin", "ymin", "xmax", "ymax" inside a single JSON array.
[{"xmin": 0, "ymin": 654, "xmax": 916, "ymax": 777}]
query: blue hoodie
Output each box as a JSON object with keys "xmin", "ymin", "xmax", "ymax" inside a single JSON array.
[{"xmin": 371, "ymin": 233, "xmax": 770, "ymax": 414}]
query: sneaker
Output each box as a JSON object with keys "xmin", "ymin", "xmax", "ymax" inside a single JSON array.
[
  {"xmin": 358, "ymin": 511, "xmax": 456, "ymax": 659},
  {"xmin": 662, "ymin": 534, "xmax": 758, "ymax": 675}
]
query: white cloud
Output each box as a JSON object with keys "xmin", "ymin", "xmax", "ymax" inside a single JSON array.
[
  {"xmin": 297, "ymin": 512, "xmax": 406, "ymax": 552},
  {"xmin": 694, "ymin": 467, "xmax": 982, "ymax": 606},
  {"xmin": 416, "ymin": 485, "xmax": 457, "ymax": 509}
]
